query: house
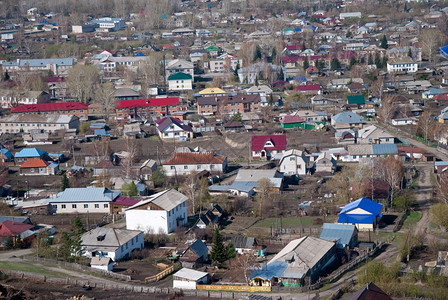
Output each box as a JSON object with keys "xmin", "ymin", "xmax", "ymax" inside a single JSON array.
[
  {"xmin": 336, "ymin": 130, "xmax": 356, "ymax": 145},
  {"xmin": 347, "ymin": 282, "xmax": 392, "ymax": 300},
  {"xmin": 15, "ymin": 148, "xmax": 48, "ymax": 164},
  {"xmin": 196, "ymin": 94, "xmax": 261, "ymax": 116},
  {"xmin": 387, "ymin": 57, "xmax": 418, "ymax": 73},
  {"xmin": 87, "ymin": 17, "xmax": 125, "ymax": 32},
  {"xmin": 295, "ymin": 110, "xmax": 327, "ymax": 123},
  {"xmin": 0, "ymin": 148, "xmax": 13, "ymax": 163},
  {"xmin": 234, "ymin": 169, "xmax": 284, "ymax": 193},
  {"xmin": 1, "ymin": 58, "xmax": 75, "ymax": 75},
  {"xmin": 237, "ymin": 62, "xmax": 282, "ymax": 84},
  {"xmin": 344, "ymin": 144, "xmax": 398, "ymax": 162},
  {"xmin": 156, "ymin": 117, "xmax": 193, "ymax": 141},
  {"xmin": 136, "ymin": 159, "xmax": 158, "ymax": 180},
  {"xmin": 115, "ymin": 98, "xmax": 181, "ymax": 121},
  {"xmin": 280, "ymin": 115, "xmax": 305, "ymax": 129},
  {"xmin": 0, "ymin": 114, "xmax": 80, "ymax": 134},
  {"xmin": 180, "ymin": 239, "xmax": 209, "ymax": 268},
  {"xmin": 19, "ymin": 158, "xmax": 51, "ymax": 175},
  {"xmin": 208, "ymin": 54, "xmax": 242, "ymax": 72},
  {"xmin": 0, "ymin": 220, "xmax": 35, "ymax": 247},
  {"xmin": 340, "ymin": 12, "xmax": 361, "ymax": 19},
  {"xmin": 110, "ymin": 196, "xmax": 140, "ymax": 214},
  {"xmin": 173, "ymin": 268, "xmax": 210, "ymax": 290},
  {"xmin": 279, "ymin": 149, "xmax": 309, "ymax": 176},
  {"xmin": 337, "ymin": 197, "xmax": 383, "ymax": 231},
  {"xmin": 347, "ymin": 95, "xmax": 365, "ymax": 107},
  {"xmin": 167, "ymin": 72, "xmax": 193, "ymax": 91},
  {"xmin": 249, "ymin": 236, "xmax": 336, "ymax": 287},
  {"xmin": 231, "ymin": 236, "xmax": 266, "ymax": 257},
  {"xmin": 162, "ymin": 151, "xmax": 227, "ymax": 176},
  {"xmin": 11, "ymin": 102, "xmax": 89, "ymax": 121},
  {"xmin": 0, "ymin": 90, "xmax": 51, "ymax": 109},
  {"xmin": 331, "ymin": 111, "xmax": 365, "ymax": 129},
  {"xmin": 319, "ymin": 223, "xmax": 358, "ymax": 250},
  {"xmin": 115, "ymin": 88, "xmax": 140, "ymax": 101},
  {"xmin": 357, "ymin": 125, "xmax": 395, "ymax": 144},
  {"xmin": 294, "ymin": 84, "xmax": 322, "ymax": 95},
  {"xmin": 50, "ymin": 186, "xmax": 120, "ymax": 214},
  {"xmin": 223, "ymin": 121, "xmax": 245, "ymax": 133},
  {"xmin": 125, "ymin": 189, "xmax": 188, "ymax": 234},
  {"xmin": 90, "ymin": 256, "xmax": 114, "ymax": 272},
  {"xmin": 251, "ymin": 135, "xmax": 286, "ymax": 160},
  {"xmin": 165, "ymin": 59, "xmax": 194, "ymax": 80},
  {"xmin": 81, "ymin": 227, "xmax": 143, "ymax": 261},
  {"xmin": 314, "ymin": 152, "xmax": 337, "ymax": 174},
  {"xmin": 93, "ymin": 160, "xmax": 121, "ymax": 177}
]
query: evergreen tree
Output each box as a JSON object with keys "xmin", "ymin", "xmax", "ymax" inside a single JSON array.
[
  {"xmin": 226, "ymin": 242, "xmax": 236, "ymax": 260},
  {"xmin": 253, "ymin": 45, "xmax": 262, "ymax": 62},
  {"xmin": 62, "ymin": 174, "xmax": 70, "ymax": 191},
  {"xmin": 232, "ymin": 112, "xmax": 242, "ymax": 122},
  {"xmin": 255, "ymin": 76, "xmax": 259, "ymax": 86},
  {"xmin": 234, "ymin": 63, "xmax": 240, "ymax": 81},
  {"xmin": 303, "ymin": 56, "xmax": 310, "ymax": 70},
  {"xmin": 404, "ymin": 2, "xmax": 408, "ymax": 12},
  {"xmin": 302, "ymin": 40, "xmax": 306, "ymax": 51},
  {"xmin": 5, "ymin": 237, "xmax": 13, "ymax": 249},
  {"xmin": 316, "ymin": 59, "xmax": 325, "ymax": 70},
  {"xmin": 271, "ymin": 47, "xmax": 277, "ymax": 62},
  {"xmin": 210, "ymin": 228, "xmax": 226, "ymax": 266},
  {"xmin": 331, "ymin": 58, "xmax": 341, "ymax": 70},
  {"xmin": 375, "ymin": 53, "xmax": 382, "ymax": 68},
  {"xmin": 269, "ymin": 94, "xmax": 274, "ymax": 105},
  {"xmin": 382, "ymin": 56, "xmax": 388, "ymax": 69},
  {"xmin": 368, "ymin": 53, "xmax": 374, "ymax": 65},
  {"xmin": 72, "ymin": 216, "xmax": 84, "ymax": 234},
  {"xmin": 276, "ymin": 68, "xmax": 284, "ymax": 81},
  {"xmin": 122, "ymin": 181, "xmax": 139, "ymax": 196},
  {"xmin": 381, "ymin": 35, "xmax": 388, "ymax": 49},
  {"xmin": 4, "ymin": 71, "xmax": 10, "ymax": 81},
  {"xmin": 408, "ymin": 47, "xmax": 413, "ymax": 58},
  {"xmin": 349, "ymin": 57, "xmax": 357, "ymax": 70},
  {"xmin": 59, "ymin": 232, "xmax": 73, "ymax": 260}
]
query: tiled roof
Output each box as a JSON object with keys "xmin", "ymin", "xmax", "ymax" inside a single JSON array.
[
  {"xmin": 11, "ymin": 102, "xmax": 88, "ymax": 113},
  {"xmin": 19, "ymin": 158, "xmax": 50, "ymax": 168},
  {"xmin": 164, "ymin": 152, "xmax": 226, "ymax": 165},
  {"xmin": 251, "ymin": 135, "xmax": 286, "ymax": 151},
  {"xmin": 115, "ymin": 98, "xmax": 179, "ymax": 109}
]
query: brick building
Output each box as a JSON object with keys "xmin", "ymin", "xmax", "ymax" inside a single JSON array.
[
  {"xmin": 115, "ymin": 98, "xmax": 181, "ymax": 121},
  {"xmin": 10, "ymin": 102, "xmax": 89, "ymax": 121},
  {"xmin": 196, "ymin": 94, "xmax": 261, "ymax": 116}
]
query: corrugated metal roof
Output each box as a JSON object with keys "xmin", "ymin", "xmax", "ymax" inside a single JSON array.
[
  {"xmin": 319, "ymin": 223, "xmax": 356, "ymax": 247},
  {"xmin": 340, "ymin": 197, "xmax": 382, "ymax": 215},
  {"xmin": 15, "ymin": 148, "xmax": 47, "ymax": 158},
  {"xmin": 372, "ymin": 144, "xmax": 398, "ymax": 155},
  {"xmin": 173, "ymin": 268, "xmax": 208, "ymax": 281},
  {"xmin": 50, "ymin": 186, "xmax": 118, "ymax": 203},
  {"xmin": 127, "ymin": 189, "xmax": 187, "ymax": 211},
  {"xmin": 249, "ymin": 261, "xmax": 288, "ymax": 280}
]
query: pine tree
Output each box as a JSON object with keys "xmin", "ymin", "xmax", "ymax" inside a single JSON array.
[
  {"xmin": 404, "ymin": 2, "xmax": 408, "ymax": 12},
  {"xmin": 62, "ymin": 174, "xmax": 70, "ymax": 191},
  {"xmin": 122, "ymin": 181, "xmax": 138, "ymax": 196},
  {"xmin": 303, "ymin": 56, "xmax": 310, "ymax": 70},
  {"xmin": 271, "ymin": 47, "xmax": 277, "ymax": 62},
  {"xmin": 408, "ymin": 48, "xmax": 413, "ymax": 58},
  {"xmin": 4, "ymin": 71, "xmax": 10, "ymax": 81},
  {"xmin": 349, "ymin": 57, "xmax": 357, "ymax": 70},
  {"xmin": 226, "ymin": 242, "xmax": 236, "ymax": 260},
  {"xmin": 210, "ymin": 228, "xmax": 226, "ymax": 266},
  {"xmin": 381, "ymin": 35, "xmax": 388, "ymax": 49},
  {"xmin": 375, "ymin": 53, "xmax": 382, "ymax": 68},
  {"xmin": 255, "ymin": 76, "xmax": 259, "ymax": 86},
  {"xmin": 368, "ymin": 53, "xmax": 374, "ymax": 65},
  {"xmin": 302, "ymin": 40, "xmax": 306, "ymax": 51},
  {"xmin": 234, "ymin": 63, "xmax": 240, "ymax": 80},
  {"xmin": 253, "ymin": 45, "xmax": 262, "ymax": 62},
  {"xmin": 331, "ymin": 58, "xmax": 341, "ymax": 70}
]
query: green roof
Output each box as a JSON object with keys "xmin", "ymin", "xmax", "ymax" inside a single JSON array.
[
  {"xmin": 347, "ymin": 95, "xmax": 365, "ymax": 105},
  {"xmin": 167, "ymin": 72, "xmax": 192, "ymax": 80},
  {"xmin": 206, "ymin": 46, "xmax": 219, "ymax": 51}
]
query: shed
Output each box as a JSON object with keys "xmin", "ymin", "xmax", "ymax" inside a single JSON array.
[
  {"xmin": 319, "ymin": 223, "xmax": 358, "ymax": 249},
  {"xmin": 90, "ymin": 256, "xmax": 114, "ymax": 272},
  {"xmin": 173, "ymin": 268, "xmax": 209, "ymax": 290}
]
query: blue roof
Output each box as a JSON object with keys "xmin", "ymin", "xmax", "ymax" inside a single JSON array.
[
  {"xmin": 94, "ymin": 129, "xmax": 110, "ymax": 136},
  {"xmin": 249, "ymin": 261, "xmax": 288, "ymax": 280},
  {"xmin": 435, "ymin": 161, "xmax": 448, "ymax": 166},
  {"xmin": 15, "ymin": 148, "xmax": 47, "ymax": 158},
  {"xmin": 48, "ymin": 162, "xmax": 59, "ymax": 168},
  {"xmin": 338, "ymin": 214, "xmax": 376, "ymax": 224},
  {"xmin": 372, "ymin": 144, "xmax": 398, "ymax": 155},
  {"xmin": 0, "ymin": 148, "xmax": 13, "ymax": 159},
  {"xmin": 50, "ymin": 186, "xmax": 119, "ymax": 203},
  {"xmin": 441, "ymin": 45, "xmax": 448, "ymax": 59},
  {"xmin": 340, "ymin": 197, "xmax": 383, "ymax": 215},
  {"xmin": 48, "ymin": 153, "xmax": 64, "ymax": 158},
  {"xmin": 229, "ymin": 181, "xmax": 257, "ymax": 193},
  {"xmin": 332, "ymin": 111, "xmax": 365, "ymax": 124},
  {"xmin": 90, "ymin": 123, "xmax": 106, "ymax": 129},
  {"xmin": 319, "ymin": 223, "xmax": 356, "ymax": 248}
]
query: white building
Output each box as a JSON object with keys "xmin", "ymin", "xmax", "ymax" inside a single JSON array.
[
  {"xmin": 279, "ymin": 149, "xmax": 309, "ymax": 176},
  {"xmin": 166, "ymin": 59, "xmax": 194, "ymax": 80},
  {"xmin": 0, "ymin": 114, "xmax": 79, "ymax": 134},
  {"xmin": 87, "ymin": 17, "xmax": 125, "ymax": 32},
  {"xmin": 125, "ymin": 189, "xmax": 188, "ymax": 234},
  {"xmin": 49, "ymin": 186, "xmax": 119, "ymax": 214},
  {"xmin": 173, "ymin": 268, "xmax": 209, "ymax": 290},
  {"xmin": 155, "ymin": 117, "xmax": 193, "ymax": 141},
  {"xmin": 163, "ymin": 151, "xmax": 227, "ymax": 176},
  {"xmin": 81, "ymin": 227, "xmax": 144, "ymax": 261},
  {"xmin": 167, "ymin": 72, "xmax": 193, "ymax": 91},
  {"xmin": 90, "ymin": 256, "xmax": 114, "ymax": 271},
  {"xmin": 387, "ymin": 58, "xmax": 418, "ymax": 73}
]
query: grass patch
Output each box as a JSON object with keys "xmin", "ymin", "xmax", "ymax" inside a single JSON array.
[
  {"xmin": 403, "ymin": 211, "xmax": 421, "ymax": 228},
  {"xmin": 0, "ymin": 261, "xmax": 68, "ymax": 277}
]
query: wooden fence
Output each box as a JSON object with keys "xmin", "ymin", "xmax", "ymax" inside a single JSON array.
[
  {"xmin": 22, "ymin": 255, "xmax": 131, "ymax": 281},
  {"xmin": 145, "ymin": 265, "xmax": 174, "ymax": 283},
  {"xmin": 197, "ymin": 284, "xmax": 271, "ymax": 292}
]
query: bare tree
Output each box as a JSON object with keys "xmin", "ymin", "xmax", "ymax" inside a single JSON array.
[
  {"xmin": 139, "ymin": 52, "xmax": 163, "ymax": 96},
  {"xmin": 231, "ymin": 252, "xmax": 258, "ymax": 283},
  {"xmin": 420, "ymin": 29, "xmax": 443, "ymax": 66},
  {"xmin": 122, "ymin": 137, "xmax": 141, "ymax": 179},
  {"xmin": 67, "ymin": 64, "xmax": 99, "ymax": 103},
  {"xmin": 94, "ymin": 82, "xmax": 116, "ymax": 120},
  {"xmin": 377, "ymin": 94, "xmax": 397, "ymax": 123},
  {"xmin": 370, "ymin": 77, "xmax": 385, "ymax": 100},
  {"xmin": 416, "ymin": 111, "xmax": 435, "ymax": 143},
  {"xmin": 255, "ymin": 178, "xmax": 274, "ymax": 217},
  {"xmin": 91, "ymin": 139, "xmax": 111, "ymax": 162},
  {"xmin": 379, "ymin": 156, "xmax": 404, "ymax": 206}
]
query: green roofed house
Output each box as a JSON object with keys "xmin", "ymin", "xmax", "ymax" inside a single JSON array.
[
  {"xmin": 167, "ymin": 72, "xmax": 193, "ymax": 91},
  {"xmin": 205, "ymin": 46, "xmax": 219, "ymax": 56},
  {"xmin": 347, "ymin": 95, "xmax": 365, "ymax": 108}
]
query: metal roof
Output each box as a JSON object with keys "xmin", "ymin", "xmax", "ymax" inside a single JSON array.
[
  {"xmin": 249, "ymin": 261, "xmax": 288, "ymax": 280},
  {"xmin": 340, "ymin": 197, "xmax": 382, "ymax": 215},
  {"xmin": 332, "ymin": 111, "xmax": 365, "ymax": 124},
  {"xmin": 173, "ymin": 268, "xmax": 208, "ymax": 281},
  {"xmin": 50, "ymin": 186, "xmax": 118, "ymax": 203},
  {"xmin": 319, "ymin": 223, "xmax": 356, "ymax": 247},
  {"xmin": 372, "ymin": 144, "xmax": 398, "ymax": 155},
  {"xmin": 15, "ymin": 148, "xmax": 47, "ymax": 158},
  {"xmin": 127, "ymin": 189, "xmax": 187, "ymax": 212},
  {"xmin": 81, "ymin": 227, "xmax": 141, "ymax": 248}
]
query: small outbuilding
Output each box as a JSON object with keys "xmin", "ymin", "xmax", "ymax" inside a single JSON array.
[
  {"xmin": 173, "ymin": 268, "xmax": 209, "ymax": 290},
  {"xmin": 90, "ymin": 256, "xmax": 114, "ymax": 272}
]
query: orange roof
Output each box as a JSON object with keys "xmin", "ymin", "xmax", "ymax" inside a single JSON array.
[
  {"xmin": 19, "ymin": 158, "xmax": 50, "ymax": 168},
  {"xmin": 163, "ymin": 152, "xmax": 226, "ymax": 165}
]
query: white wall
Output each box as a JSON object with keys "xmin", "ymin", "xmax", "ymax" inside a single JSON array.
[
  {"xmin": 52, "ymin": 202, "xmax": 110, "ymax": 214},
  {"xmin": 173, "ymin": 280, "xmax": 197, "ymax": 290},
  {"xmin": 163, "ymin": 162, "xmax": 225, "ymax": 176},
  {"xmin": 280, "ymin": 156, "xmax": 307, "ymax": 175}
]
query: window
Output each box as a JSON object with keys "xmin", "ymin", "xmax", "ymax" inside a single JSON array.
[
  {"xmin": 72, "ymin": 204, "xmax": 77, "ymax": 209},
  {"xmin": 290, "ymin": 157, "xmax": 295, "ymax": 161},
  {"xmin": 170, "ymin": 166, "xmax": 175, "ymax": 170},
  {"xmin": 30, "ymin": 168, "xmax": 35, "ymax": 173},
  {"xmin": 61, "ymin": 204, "xmax": 66, "ymax": 209},
  {"xmin": 104, "ymin": 204, "xmax": 108, "ymax": 208},
  {"xmin": 184, "ymin": 165, "xmax": 188, "ymax": 169},
  {"xmin": 197, "ymin": 165, "xmax": 201, "ymax": 170},
  {"xmin": 95, "ymin": 204, "xmax": 99, "ymax": 208},
  {"xmin": 84, "ymin": 204, "xmax": 88, "ymax": 208}
]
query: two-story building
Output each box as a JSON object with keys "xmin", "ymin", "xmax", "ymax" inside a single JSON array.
[
  {"xmin": 251, "ymin": 135, "xmax": 287, "ymax": 160},
  {"xmin": 0, "ymin": 114, "xmax": 80, "ymax": 134},
  {"xmin": 115, "ymin": 98, "xmax": 181, "ymax": 121},
  {"xmin": 155, "ymin": 117, "xmax": 193, "ymax": 141},
  {"xmin": 0, "ymin": 90, "xmax": 50, "ymax": 109},
  {"xmin": 387, "ymin": 57, "xmax": 418, "ymax": 73},
  {"xmin": 165, "ymin": 59, "xmax": 194, "ymax": 80},
  {"xmin": 10, "ymin": 102, "xmax": 89, "ymax": 121},
  {"xmin": 197, "ymin": 94, "xmax": 261, "ymax": 116}
]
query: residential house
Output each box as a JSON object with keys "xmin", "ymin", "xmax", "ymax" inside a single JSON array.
[
  {"xmin": 114, "ymin": 88, "xmax": 140, "ymax": 101},
  {"xmin": 327, "ymin": 78, "xmax": 363, "ymax": 90},
  {"xmin": 14, "ymin": 148, "xmax": 48, "ymax": 164},
  {"xmin": 93, "ymin": 160, "xmax": 121, "ymax": 177},
  {"xmin": 1, "ymin": 58, "xmax": 75, "ymax": 75},
  {"xmin": 311, "ymin": 95, "xmax": 328, "ymax": 107},
  {"xmin": 319, "ymin": 223, "xmax": 358, "ymax": 250},
  {"xmin": 335, "ymin": 130, "xmax": 356, "ymax": 145},
  {"xmin": 337, "ymin": 197, "xmax": 383, "ymax": 231},
  {"xmin": 81, "ymin": 227, "xmax": 143, "ymax": 261},
  {"xmin": 90, "ymin": 257, "xmax": 114, "ymax": 272},
  {"xmin": 135, "ymin": 159, "xmax": 158, "ymax": 180},
  {"xmin": 163, "ymin": 151, "xmax": 227, "ymax": 176},
  {"xmin": 180, "ymin": 239, "xmax": 209, "ymax": 268},
  {"xmin": 165, "ymin": 59, "xmax": 194, "ymax": 80},
  {"xmin": 295, "ymin": 110, "xmax": 327, "ymax": 124},
  {"xmin": 50, "ymin": 186, "xmax": 120, "ymax": 214},
  {"xmin": 19, "ymin": 158, "xmax": 51, "ymax": 175},
  {"xmin": 0, "ymin": 90, "xmax": 51, "ymax": 109},
  {"xmin": 357, "ymin": 125, "xmax": 395, "ymax": 144},
  {"xmin": 115, "ymin": 98, "xmax": 181, "ymax": 121},
  {"xmin": 280, "ymin": 115, "xmax": 305, "ymax": 129},
  {"xmin": 0, "ymin": 114, "xmax": 79, "ymax": 134},
  {"xmin": 347, "ymin": 282, "xmax": 392, "ymax": 300},
  {"xmin": 279, "ymin": 149, "xmax": 309, "ymax": 176},
  {"xmin": 251, "ymin": 135, "xmax": 286, "ymax": 160},
  {"xmin": 110, "ymin": 196, "xmax": 140, "ymax": 214},
  {"xmin": 197, "ymin": 88, "xmax": 227, "ymax": 97},
  {"xmin": 231, "ymin": 236, "xmax": 266, "ymax": 257},
  {"xmin": 405, "ymin": 80, "xmax": 431, "ymax": 94},
  {"xmin": 314, "ymin": 152, "xmax": 337, "ymax": 174},
  {"xmin": 0, "ymin": 148, "xmax": 13, "ymax": 164},
  {"xmin": 125, "ymin": 189, "xmax": 188, "ymax": 234},
  {"xmin": 387, "ymin": 57, "xmax": 418, "ymax": 73},
  {"xmin": 0, "ymin": 220, "xmax": 34, "ymax": 247},
  {"xmin": 173, "ymin": 268, "xmax": 210, "ymax": 290},
  {"xmin": 208, "ymin": 53, "xmax": 242, "ymax": 72},
  {"xmin": 197, "ymin": 94, "xmax": 261, "ymax": 116},
  {"xmin": 167, "ymin": 72, "xmax": 193, "ymax": 91},
  {"xmin": 344, "ymin": 144, "xmax": 398, "ymax": 162},
  {"xmin": 237, "ymin": 62, "xmax": 282, "ymax": 84},
  {"xmin": 249, "ymin": 236, "xmax": 336, "ymax": 287},
  {"xmin": 331, "ymin": 111, "xmax": 365, "ymax": 130},
  {"xmin": 294, "ymin": 84, "xmax": 322, "ymax": 95},
  {"xmin": 155, "ymin": 117, "xmax": 193, "ymax": 141},
  {"xmin": 11, "ymin": 102, "xmax": 89, "ymax": 121},
  {"xmin": 347, "ymin": 95, "xmax": 365, "ymax": 108}
]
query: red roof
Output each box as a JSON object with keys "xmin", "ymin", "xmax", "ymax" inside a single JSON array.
[
  {"xmin": 285, "ymin": 45, "xmax": 303, "ymax": 51},
  {"xmin": 47, "ymin": 77, "xmax": 65, "ymax": 83},
  {"xmin": 19, "ymin": 158, "xmax": 50, "ymax": 169},
  {"xmin": 294, "ymin": 84, "xmax": 322, "ymax": 91},
  {"xmin": 433, "ymin": 94, "xmax": 448, "ymax": 101},
  {"xmin": 112, "ymin": 196, "xmax": 140, "ymax": 207},
  {"xmin": 11, "ymin": 102, "xmax": 88, "ymax": 113},
  {"xmin": 251, "ymin": 135, "xmax": 286, "ymax": 151},
  {"xmin": 0, "ymin": 220, "xmax": 33, "ymax": 237},
  {"xmin": 281, "ymin": 115, "xmax": 304, "ymax": 124},
  {"xmin": 115, "ymin": 98, "xmax": 179, "ymax": 109}
]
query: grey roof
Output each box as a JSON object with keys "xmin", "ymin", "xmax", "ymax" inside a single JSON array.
[
  {"xmin": 0, "ymin": 114, "xmax": 78, "ymax": 124},
  {"xmin": 235, "ymin": 169, "xmax": 282, "ymax": 182},
  {"xmin": 228, "ymin": 181, "xmax": 258, "ymax": 193},
  {"xmin": 173, "ymin": 268, "xmax": 208, "ymax": 281},
  {"xmin": 50, "ymin": 186, "xmax": 118, "ymax": 203},
  {"xmin": 231, "ymin": 236, "xmax": 255, "ymax": 249},
  {"xmin": 372, "ymin": 144, "xmax": 398, "ymax": 155},
  {"xmin": 91, "ymin": 256, "xmax": 113, "ymax": 266},
  {"xmin": 82, "ymin": 227, "xmax": 141, "ymax": 249},
  {"xmin": 0, "ymin": 216, "xmax": 31, "ymax": 224},
  {"xmin": 114, "ymin": 88, "xmax": 140, "ymax": 97},
  {"xmin": 319, "ymin": 223, "xmax": 356, "ymax": 247},
  {"xmin": 187, "ymin": 239, "xmax": 209, "ymax": 258},
  {"xmin": 15, "ymin": 58, "xmax": 74, "ymax": 68},
  {"xmin": 332, "ymin": 111, "xmax": 365, "ymax": 124},
  {"xmin": 126, "ymin": 189, "xmax": 187, "ymax": 211}
]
